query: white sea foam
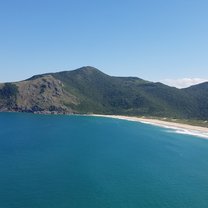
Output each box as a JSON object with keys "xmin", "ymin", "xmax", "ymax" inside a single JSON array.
[
  {"xmin": 134, "ymin": 120, "xmax": 208, "ymax": 139},
  {"xmin": 166, "ymin": 129, "xmax": 208, "ymax": 139},
  {"xmin": 122, "ymin": 119, "xmax": 208, "ymax": 139},
  {"xmin": 90, "ymin": 114, "xmax": 208, "ymax": 140}
]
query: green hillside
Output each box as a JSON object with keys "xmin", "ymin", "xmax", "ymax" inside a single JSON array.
[
  {"xmin": 0, "ymin": 66, "xmax": 207, "ymax": 120},
  {"xmin": 182, "ymin": 82, "xmax": 208, "ymax": 119}
]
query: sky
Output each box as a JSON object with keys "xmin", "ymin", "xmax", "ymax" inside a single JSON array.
[{"xmin": 0, "ymin": 0, "xmax": 208, "ymax": 88}]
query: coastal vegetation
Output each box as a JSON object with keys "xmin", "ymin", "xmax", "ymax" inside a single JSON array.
[
  {"xmin": 0, "ymin": 83, "xmax": 18, "ymax": 99},
  {"xmin": 0, "ymin": 66, "xmax": 208, "ymax": 121},
  {"xmin": 0, "ymin": 83, "xmax": 19, "ymax": 109}
]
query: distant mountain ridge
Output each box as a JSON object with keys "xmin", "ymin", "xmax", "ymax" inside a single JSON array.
[{"xmin": 0, "ymin": 66, "xmax": 208, "ymax": 119}]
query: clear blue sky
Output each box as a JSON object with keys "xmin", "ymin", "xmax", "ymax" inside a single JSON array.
[{"xmin": 0, "ymin": 0, "xmax": 208, "ymax": 84}]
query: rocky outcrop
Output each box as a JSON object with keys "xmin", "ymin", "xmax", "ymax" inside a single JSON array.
[{"xmin": 0, "ymin": 75, "xmax": 79, "ymax": 114}]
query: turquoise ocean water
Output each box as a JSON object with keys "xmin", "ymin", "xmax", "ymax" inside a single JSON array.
[{"xmin": 0, "ymin": 113, "xmax": 208, "ymax": 208}]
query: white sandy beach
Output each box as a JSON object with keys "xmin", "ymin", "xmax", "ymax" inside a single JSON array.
[{"xmin": 90, "ymin": 114, "xmax": 208, "ymax": 139}]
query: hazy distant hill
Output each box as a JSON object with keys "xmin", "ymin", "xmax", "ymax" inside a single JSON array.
[{"xmin": 0, "ymin": 66, "xmax": 208, "ymax": 119}]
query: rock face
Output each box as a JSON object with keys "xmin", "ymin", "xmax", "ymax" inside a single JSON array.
[
  {"xmin": 16, "ymin": 75, "xmax": 78, "ymax": 113},
  {"xmin": 0, "ymin": 66, "xmax": 208, "ymax": 119},
  {"xmin": 0, "ymin": 75, "xmax": 78, "ymax": 114}
]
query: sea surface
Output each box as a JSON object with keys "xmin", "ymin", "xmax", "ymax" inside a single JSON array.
[{"xmin": 0, "ymin": 113, "xmax": 208, "ymax": 208}]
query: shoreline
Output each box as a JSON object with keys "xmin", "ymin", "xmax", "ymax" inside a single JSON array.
[
  {"xmin": 90, "ymin": 114, "xmax": 208, "ymax": 139},
  {"xmin": 1, "ymin": 111, "xmax": 208, "ymax": 139}
]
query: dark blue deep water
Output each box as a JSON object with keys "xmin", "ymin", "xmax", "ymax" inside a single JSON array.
[{"xmin": 0, "ymin": 113, "xmax": 208, "ymax": 208}]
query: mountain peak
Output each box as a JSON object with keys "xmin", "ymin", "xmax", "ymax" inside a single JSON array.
[
  {"xmin": 1, "ymin": 66, "xmax": 208, "ymax": 120},
  {"xmin": 74, "ymin": 66, "xmax": 104, "ymax": 74}
]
